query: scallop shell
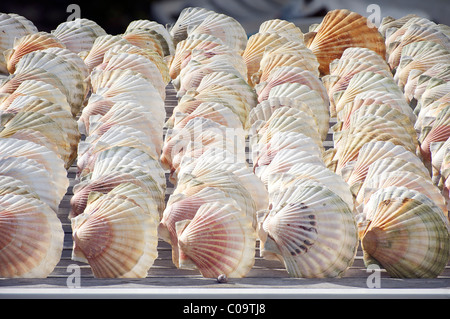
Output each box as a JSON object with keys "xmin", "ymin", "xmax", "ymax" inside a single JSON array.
[
  {"xmin": 357, "ymin": 170, "xmax": 448, "ymax": 217},
  {"xmin": 51, "ymin": 18, "xmax": 106, "ymax": 54},
  {"xmin": 333, "ymin": 125, "xmax": 417, "ymax": 176},
  {"xmin": 125, "ymin": 19, "xmax": 174, "ymax": 56},
  {"xmin": 0, "ymin": 175, "xmax": 40, "ymax": 199},
  {"xmin": 336, "ymin": 90, "xmax": 416, "ymax": 130},
  {"xmin": 159, "ymin": 187, "xmax": 230, "ymax": 264},
  {"xmin": 0, "ymin": 13, "xmax": 38, "ymax": 74},
  {"xmin": 103, "ymin": 43, "xmax": 170, "ymax": 84},
  {"xmin": 4, "ymin": 31, "xmax": 66, "ymax": 74},
  {"xmin": 251, "ymin": 106, "xmax": 323, "ymax": 149},
  {"xmin": 418, "ymin": 105, "xmax": 450, "ymax": 163},
  {"xmin": 178, "ymin": 147, "xmax": 268, "ymax": 211},
  {"xmin": 268, "ymin": 162, "xmax": 354, "ymax": 210},
  {"xmin": 88, "ymin": 146, "xmax": 165, "ymax": 190},
  {"xmin": 172, "ymin": 101, "xmax": 243, "ymax": 132},
  {"xmin": 70, "ymin": 169, "xmax": 163, "ymax": 218},
  {"xmin": 166, "ymin": 84, "xmax": 251, "ymax": 129},
  {"xmin": 0, "ymin": 156, "xmax": 63, "ymax": 212},
  {"xmin": 332, "ymin": 71, "xmax": 403, "ymax": 118},
  {"xmin": 387, "ymin": 23, "xmax": 450, "ymax": 69},
  {"xmin": 82, "ymin": 34, "xmax": 130, "ymax": 72},
  {"xmin": 193, "ymin": 71, "xmax": 257, "ymax": 109},
  {"xmin": 253, "ymin": 51, "xmax": 320, "ymax": 85},
  {"xmin": 259, "ymin": 184, "xmax": 358, "ymax": 277},
  {"xmin": 416, "ymin": 79, "xmax": 450, "ymax": 112},
  {"xmin": 94, "ymin": 52, "xmax": 166, "ymax": 100},
  {"xmin": 405, "ymin": 63, "xmax": 450, "ymax": 103},
  {"xmin": 255, "ymin": 148, "xmax": 325, "ymax": 187},
  {"xmin": 0, "ymin": 193, "xmax": 64, "ymax": 278},
  {"xmin": 252, "ymin": 131, "xmax": 323, "ymax": 170},
  {"xmin": 255, "ymin": 66, "xmax": 328, "ymax": 106},
  {"xmin": 71, "ymin": 192, "xmax": 158, "ymax": 278},
  {"xmin": 342, "ymin": 140, "xmax": 428, "ymax": 196},
  {"xmin": 0, "ymin": 79, "xmax": 71, "ymax": 115},
  {"xmin": 357, "ymin": 186, "xmax": 449, "ymax": 278},
  {"xmin": 174, "ymin": 57, "xmax": 246, "ymax": 97},
  {"xmin": 0, "ymin": 137, "xmax": 69, "ymax": 200},
  {"xmin": 241, "ymin": 32, "xmax": 290, "ymax": 86},
  {"xmin": 187, "ymin": 12, "xmax": 247, "ymax": 54},
  {"xmin": 168, "ymin": 33, "xmax": 229, "ymax": 79},
  {"xmin": 121, "ymin": 29, "xmax": 164, "ymax": 57},
  {"xmin": 258, "ymin": 19, "xmax": 304, "ymax": 43},
  {"xmin": 169, "ymin": 6, "xmax": 216, "ymax": 46},
  {"xmin": 339, "ymin": 47, "xmax": 391, "ymax": 70},
  {"xmin": 323, "ymin": 59, "xmax": 393, "ymax": 114},
  {"xmin": 176, "ymin": 201, "xmax": 256, "ymax": 278},
  {"xmin": 7, "ymin": 48, "xmax": 88, "ymax": 116},
  {"xmin": 394, "ymin": 41, "xmax": 450, "ymax": 90},
  {"xmin": 0, "ymin": 110, "xmax": 74, "ymax": 167},
  {"xmin": 378, "ymin": 14, "xmax": 419, "ymax": 38},
  {"xmin": 304, "ymin": 9, "xmax": 386, "ymax": 75}
]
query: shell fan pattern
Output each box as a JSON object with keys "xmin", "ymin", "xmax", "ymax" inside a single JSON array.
[{"xmin": 0, "ymin": 8, "xmax": 449, "ymax": 280}]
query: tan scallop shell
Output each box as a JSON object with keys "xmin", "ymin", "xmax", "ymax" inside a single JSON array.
[
  {"xmin": 357, "ymin": 186, "xmax": 449, "ymax": 278},
  {"xmin": 51, "ymin": 18, "xmax": 106, "ymax": 54},
  {"xmin": 174, "ymin": 57, "xmax": 246, "ymax": 97},
  {"xmin": 0, "ymin": 79, "xmax": 71, "ymax": 115},
  {"xmin": 0, "ymin": 193, "xmax": 64, "ymax": 278},
  {"xmin": 394, "ymin": 41, "xmax": 450, "ymax": 90},
  {"xmin": 268, "ymin": 162, "xmax": 354, "ymax": 210},
  {"xmin": 6, "ymin": 48, "xmax": 89, "ymax": 116},
  {"xmin": 159, "ymin": 187, "xmax": 231, "ymax": 266},
  {"xmin": 357, "ymin": 170, "xmax": 448, "ymax": 218},
  {"xmin": 258, "ymin": 184, "xmax": 358, "ymax": 277},
  {"xmin": 252, "ymin": 131, "xmax": 323, "ymax": 170},
  {"xmin": 0, "ymin": 175, "xmax": 40, "ymax": 199},
  {"xmin": 71, "ymin": 192, "xmax": 158, "ymax": 278},
  {"xmin": 169, "ymin": 6, "xmax": 216, "ymax": 46},
  {"xmin": 0, "ymin": 13, "xmax": 38, "ymax": 74},
  {"xmin": 187, "ymin": 12, "xmax": 247, "ymax": 54},
  {"xmin": 125, "ymin": 19, "xmax": 174, "ymax": 56},
  {"xmin": 121, "ymin": 29, "xmax": 164, "ymax": 57},
  {"xmin": 255, "ymin": 66, "xmax": 328, "ymax": 106},
  {"xmin": 103, "ymin": 43, "xmax": 170, "ymax": 84},
  {"xmin": 342, "ymin": 140, "xmax": 427, "ymax": 197},
  {"xmin": 258, "ymin": 19, "xmax": 304, "ymax": 43},
  {"xmin": 0, "ymin": 110, "xmax": 74, "ymax": 168},
  {"xmin": 168, "ymin": 33, "xmax": 229, "ymax": 80},
  {"xmin": 4, "ymin": 31, "xmax": 66, "ymax": 74},
  {"xmin": 304, "ymin": 9, "xmax": 386, "ymax": 75},
  {"xmin": 387, "ymin": 22, "xmax": 450, "ymax": 69},
  {"xmin": 418, "ymin": 105, "xmax": 450, "ymax": 163},
  {"xmin": 405, "ymin": 63, "xmax": 450, "ymax": 103},
  {"xmin": 336, "ymin": 90, "xmax": 416, "ymax": 130},
  {"xmin": 241, "ymin": 32, "xmax": 290, "ymax": 86},
  {"xmin": 332, "ymin": 71, "xmax": 403, "ymax": 117},
  {"xmin": 176, "ymin": 201, "xmax": 256, "ymax": 278},
  {"xmin": 82, "ymin": 34, "xmax": 130, "ymax": 72},
  {"xmin": 94, "ymin": 52, "xmax": 167, "ymax": 100}
]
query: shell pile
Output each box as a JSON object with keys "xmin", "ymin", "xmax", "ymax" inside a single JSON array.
[
  {"xmin": 0, "ymin": 7, "xmax": 449, "ymax": 279},
  {"xmin": 159, "ymin": 7, "xmax": 265, "ymax": 278}
]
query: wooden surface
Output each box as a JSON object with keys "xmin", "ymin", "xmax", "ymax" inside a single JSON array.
[{"xmin": 0, "ymin": 84, "xmax": 449, "ymax": 298}]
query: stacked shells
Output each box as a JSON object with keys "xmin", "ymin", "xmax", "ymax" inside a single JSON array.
[
  {"xmin": 159, "ymin": 8, "xmax": 265, "ymax": 279},
  {"xmin": 323, "ymin": 14, "xmax": 450, "ymax": 278},
  {"xmin": 246, "ymin": 19, "xmax": 359, "ymax": 278},
  {"xmin": 381, "ymin": 15, "xmax": 450, "ymax": 190},
  {"xmin": 0, "ymin": 15, "xmax": 85, "ymax": 277},
  {"xmin": 69, "ymin": 20, "xmax": 170, "ymax": 278}
]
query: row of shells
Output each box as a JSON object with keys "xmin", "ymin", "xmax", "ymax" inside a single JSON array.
[{"xmin": 0, "ymin": 7, "xmax": 449, "ymax": 279}]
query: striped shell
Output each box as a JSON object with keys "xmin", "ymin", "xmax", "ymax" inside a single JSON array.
[
  {"xmin": 259, "ymin": 184, "xmax": 358, "ymax": 277},
  {"xmin": 357, "ymin": 186, "xmax": 449, "ymax": 278},
  {"xmin": 177, "ymin": 201, "xmax": 256, "ymax": 278}
]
